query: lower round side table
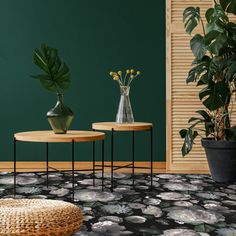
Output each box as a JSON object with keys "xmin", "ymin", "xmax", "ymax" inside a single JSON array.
[
  {"xmin": 14, "ymin": 130, "xmax": 105, "ymax": 200},
  {"xmin": 92, "ymin": 122, "xmax": 154, "ymax": 190}
]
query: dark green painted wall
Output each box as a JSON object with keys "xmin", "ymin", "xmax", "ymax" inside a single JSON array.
[{"xmin": 0, "ymin": 0, "xmax": 165, "ymax": 162}]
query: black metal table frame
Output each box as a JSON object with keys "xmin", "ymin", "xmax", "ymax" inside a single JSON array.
[
  {"xmin": 93, "ymin": 127, "xmax": 153, "ymax": 190},
  {"xmin": 13, "ymin": 138, "xmax": 105, "ymax": 200}
]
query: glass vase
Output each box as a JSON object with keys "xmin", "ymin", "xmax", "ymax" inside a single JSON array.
[
  {"xmin": 47, "ymin": 93, "xmax": 74, "ymax": 134},
  {"xmin": 116, "ymin": 85, "xmax": 134, "ymax": 123}
]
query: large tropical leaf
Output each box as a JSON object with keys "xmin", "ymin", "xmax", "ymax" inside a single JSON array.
[
  {"xmin": 180, "ymin": 128, "xmax": 198, "ymax": 156},
  {"xmin": 188, "ymin": 110, "xmax": 214, "ymax": 137},
  {"xmin": 183, "ymin": 7, "xmax": 201, "ymax": 34},
  {"xmin": 205, "ymin": 31, "xmax": 227, "ymax": 56},
  {"xmin": 190, "ymin": 34, "xmax": 207, "ymax": 60},
  {"xmin": 196, "ymin": 110, "xmax": 212, "ymax": 122},
  {"xmin": 225, "ymin": 125, "xmax": 236, "ymax": 141},
  {"xmin": 206, "ymin": 4, "xmax": 228, "ymax": 23},
  {"xmin": 211, "ymin": 34, "xmax": 228, "ymax": 56},
  {"xmin": 32, "ymin": 43, "xmax": 71, "ymax": 93},
  {"xmin": 220, "ymin": 0, "xmax": 236, "ymax": 15},
  {"xmin": 205, "ymin": 5, "xmax": 228, "ymax": 36},
  {"xmin": 196, "ymin": 110, "xmax": 214, "ymax": 136},
  {"xmin": 220, "ymin": 54, "xmax": 236, "ymax": 82},
  {"xmin": 186, "ymin": 56, "xmax": 212, "ymax": 85},
  {"xmin": 199, "ymin": 81, "xmax": 229, "ymax": 111}
]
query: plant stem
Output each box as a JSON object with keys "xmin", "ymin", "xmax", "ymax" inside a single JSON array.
[
  {"xmin": 200, "ymin": 18, "xmax": 206, "ymax": 37},
  {"xmin": 124, "ymin": 72, "xmax": 128, "ymax": 86},
  {"xmin": 119, "ymin": 74, "xmax": 124, "ymax": 84},
  {"xmin": 127, "ymin": 74, "xmax": 139, "ymax": 86}
]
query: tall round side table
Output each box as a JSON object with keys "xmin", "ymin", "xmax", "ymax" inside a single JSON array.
[
  {"xmin": 14, "ymin": 130, "xmax": 105, "ymax": 200},
  {"xmin": 92, "ymin": 122, "xmax": 153, "ymax": 190}
]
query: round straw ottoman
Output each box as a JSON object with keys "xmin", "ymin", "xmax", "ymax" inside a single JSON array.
[{"xmin": 0, "ymin": 199, "xmax": 83, "ymax": 236}]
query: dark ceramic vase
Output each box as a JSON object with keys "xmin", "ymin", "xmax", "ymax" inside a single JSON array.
[{"xmin": 47, "ymin": 94, "xmax": 74, "ymax": 134}]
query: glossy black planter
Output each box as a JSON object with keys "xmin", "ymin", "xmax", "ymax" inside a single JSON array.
[{"xmin": 202, "ymin": 138, "xmax": 236, "ymax": 183}]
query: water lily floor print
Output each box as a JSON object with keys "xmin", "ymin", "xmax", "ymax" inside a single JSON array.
[{"xmin": 0, "ymin": 172, "xmax": 236, "ymax": 236}]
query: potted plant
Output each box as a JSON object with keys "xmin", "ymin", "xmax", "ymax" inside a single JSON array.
[
  {"xmin": 32, "ymin": 43, "xmax": 73, "ymax": 134},
  {"xmin": 180, "ymin": 0, "xmax": 236, "ymax": 182}
]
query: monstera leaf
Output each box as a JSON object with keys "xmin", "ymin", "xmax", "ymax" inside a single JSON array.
[
  {"xmin": 190, "ymin": 34, "xmax": 207, "ymax": 60},
  {"xmin": 32, "ymin": 43, "xmax": 71, "ymax": 93},
  {"xmin": 180, "ymin": 128, "xmax": 198, "ymax": 157},
  {"xmin": 220, "ymin": 0, "xmax": 236, "ymax": 15},
  {"xmin": 186, "ymin": 56, "xmax": 215, "ymax": 85},
  {"xmin": 199, "ymin": 81, "xmax": 229, "ymax": 111},
  {"xmin": 180, "ymin": 110, "xmax": 215, "ymax": 156},
  {"xmin": 225, "ymin": 126, "xmax": 236, "ymax": 141},
  {"xmin": 183, "ymin": 7, "xmax": 201, "ymax": 34}
]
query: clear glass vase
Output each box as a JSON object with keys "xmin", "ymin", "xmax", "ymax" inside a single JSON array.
[{"xmin": 116, "ymin": 85, "xmax": 134, "ymax": 123}]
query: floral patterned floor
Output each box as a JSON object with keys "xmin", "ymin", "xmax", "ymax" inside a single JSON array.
[{"xmin": 0, "ymin": 172, "xmax": 236, "ymax": 235}]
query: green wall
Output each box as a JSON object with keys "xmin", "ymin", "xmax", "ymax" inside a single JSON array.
[{"xmin": 0, "ymin": 0, "xmax": 165, "ymax": 162}]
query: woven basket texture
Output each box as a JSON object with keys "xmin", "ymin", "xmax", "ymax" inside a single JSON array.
[{"xmin": 0, "ymin": 199, "xmax": 83, "ymax": 236}]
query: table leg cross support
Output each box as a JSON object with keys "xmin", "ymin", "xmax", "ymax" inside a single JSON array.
[{"xmin": 108, "ymin": 128, "xmax": 153, "ymax": 191}]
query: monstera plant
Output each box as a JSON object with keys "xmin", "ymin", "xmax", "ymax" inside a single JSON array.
[
  {"xmin": 180, "ymin": 0, "xmax": 236, "ymax": 182},
  {"xmin": 32, "ymin": 43, "xmax": 74, "ymax": 134}
]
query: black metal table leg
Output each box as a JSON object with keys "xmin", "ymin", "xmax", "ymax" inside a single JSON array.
[
  {"xmin": 132, "ymin": 131, "xmax": 135, "ymax": 188},
  {"xmin": 72, "ymin": 140, "xmax": 75, "ymax": 201},
  {"xmin": 150, "ymin": 127, "xmax": 153, "ymax": 189},
  {"xmin": 111, "ymin": 128, "xmax": 114, "ymax": 191},
  {"xmin": 102, "ymin": 139, "xmax": 105, "ymax": 191},
  {"xmin": 93, "ymin": 141, "xmax": 95, "ymax": 187},
  {"xmin": 13, "ymin": 137, "xmax": 16, "ymax": 196},
  {"xmin": 46, "ymin": 142, "xmax": 49, "ymax": 188}
]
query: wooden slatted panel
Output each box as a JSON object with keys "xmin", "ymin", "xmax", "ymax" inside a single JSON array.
[{"xmin": 166, "ymin": 0, "xmax": 213, "ymax": 171}]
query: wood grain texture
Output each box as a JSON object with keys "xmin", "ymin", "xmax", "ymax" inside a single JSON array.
[
  {"xmin": 0, "ymin": 161, "xmax": 165, "ymax": 173},
  {"xmin": 14, "ymin": 130, "xmax": 105, "ymax": 143},
  {"xmin": 166, "ymin": 0, "xmax": 213, "ymax": 171},
  {"xmin": 0, "ymin": 161, "xmax": 209, "ymax": 174},
  {"xmin": 92, "ymin": 122, "xmax": 153, "ymax": 131}
]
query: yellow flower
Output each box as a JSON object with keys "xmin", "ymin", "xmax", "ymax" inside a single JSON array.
[
  {"xmin": 126, "ymin": 69, "xmax": 130, "ymax": 74},
  {"xmin": 130, "ymin": 69, "xmax": 134, "ymax": 73},
  {"xmin": 109, "ymin": 72, "xmax": 114, "ymax": 76},
  {"xmin": 136, "ymin": 71, "xmax": 141, "ymax": 75},
  {"xmin": 130, "ymin": 75, "xmax": 135, "ymax": 79},
  {"xmin": 113, "ymin": 75, "xmax": 119, "ymax": 80},
  {"xmin": 118, "ymin": 71, "xmax": 122, "ymax": 75}
]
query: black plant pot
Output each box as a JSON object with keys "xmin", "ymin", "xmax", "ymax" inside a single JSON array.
[{"xmin": 202, "ymin": 138, "xmax": 236, "ymax": 183}]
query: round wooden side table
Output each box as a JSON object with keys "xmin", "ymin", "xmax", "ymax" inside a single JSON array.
[
  {"xmin": 14, "ymin": 130, "xmax": 105, "ymax": 200},
  {"xmin": 92, "ymin": 122, "xmax": 153, "ymax": 190}
]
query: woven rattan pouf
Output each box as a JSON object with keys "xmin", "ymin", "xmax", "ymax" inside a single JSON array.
[{"xmin": 0, "ymin": 199, "xmax": 83, "ymax": 236}]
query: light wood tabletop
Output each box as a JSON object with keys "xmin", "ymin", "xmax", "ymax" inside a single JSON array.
[
  {"xmin": 92, "ymin": 122, "xmax": 153, "ymax": 131},
  {"xmin": 14, "ymin": 130, "xmax": 105, "ymax": 143}
]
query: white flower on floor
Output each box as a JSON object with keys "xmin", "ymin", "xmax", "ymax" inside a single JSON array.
[
  {"xmin": 92, "ymin": 221, "xmax": 125, "ymax": 233},
  {"xmin": 156, "ymin": 192, "xmax": 190, "ymax": 201},
  {"xmin": 143, "ymin": 198, "xmax": 161, "ymax": 205},
  {"xmin": 168, "ymin": 208, "xmax": 225, "ymax": 225},
  {"xmin": 141, "ymin": 205, "xmax": 162, "ymax": 218},
  {"xmin": 125, "ymin": 216, "xmax": 146, "ymax": 224},
  {"xmin": 195, "ymin": 192, "xmax": 220, "ymax": 200},
  {"xmin": 74, "ymin": 190, "xmax": 122, "ymax": 202},
  {"xmin": 216, "ymin": 227, "xmax": 236, "ymax": 236},
  {"xmin": 101, "ymin": 204, "xmax": 132, "ymax": 214},
  {"xmin": 164, "ymin": 182, "xmax": 202, "ymax": 191},
  {"xmin": 49, "ymin": 188, "xmax": 69, "ymax": 197},
  {"xmin": 160, "ymin": 229, "xmax": 201, "ymax": 236}
]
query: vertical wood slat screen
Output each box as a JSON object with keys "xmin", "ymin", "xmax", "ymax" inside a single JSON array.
[{"xmin": 166, "ymin": 0, "xmax": 213, "ymax": 171}]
